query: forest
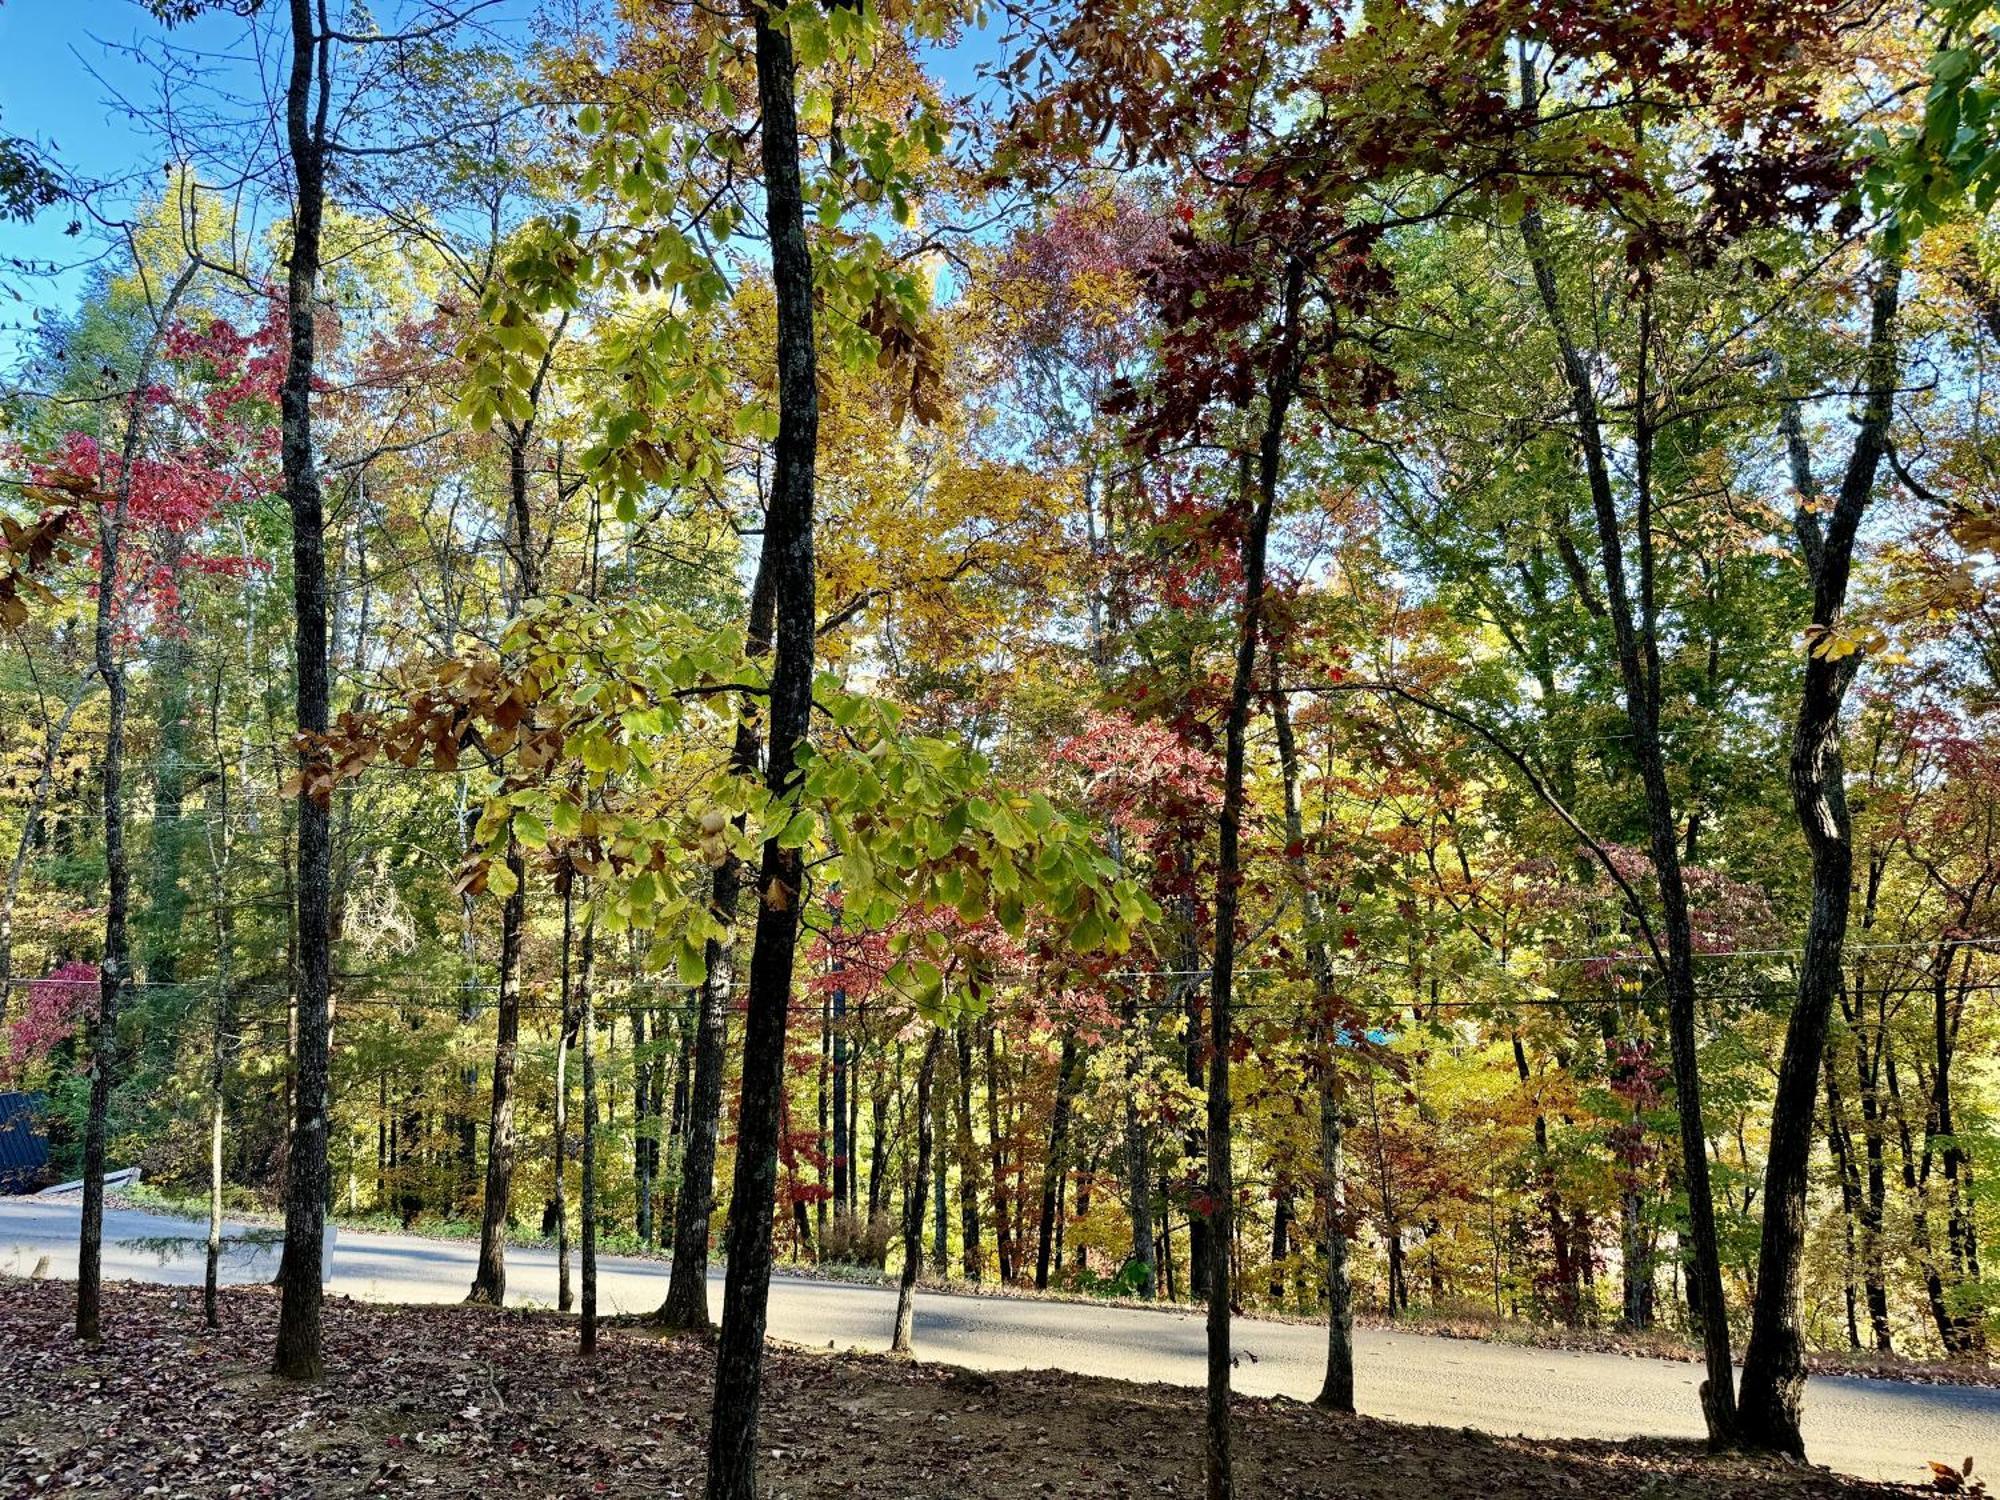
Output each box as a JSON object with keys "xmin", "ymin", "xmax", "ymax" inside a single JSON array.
[{"xmin": 0, "ymin": 0, "xmax": 1996, "ymax": 1495}]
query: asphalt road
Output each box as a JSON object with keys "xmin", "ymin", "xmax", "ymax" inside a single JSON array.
[{"xmin": 1, "ymin": 1196, "xmax": 1993, "ymax": 1485}]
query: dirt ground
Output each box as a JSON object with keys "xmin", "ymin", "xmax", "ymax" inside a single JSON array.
[{"xmin": 0, "ymin": 1277, "xmax": 1947, "ymax": 1499}]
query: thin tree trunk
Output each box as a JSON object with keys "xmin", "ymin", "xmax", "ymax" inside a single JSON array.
[
  {"xmin": 658, "ymin": 549, "xmax": 773, "ymax": 1328},
  {"xmin": 954, "ymin": 1018, "xmax": 983, "ymax": 1280},
  {"xmin": 1268, "ymin": 657, "xmax": 1353, "ymax": 1410},
  {"xmin": 1203, "ymin": 264, "xmax": 1301, "ymax": 1500},
  {"xmin": 932, "ymin": 1072, "xmax": 950, "ymax": 1278},
  {"xmin": 1519, "ymin": 154, "xmax": 1737, "ymax": 1445},
  {"xmin": 832, "ymin": 945, "xmax": 850, "ymax": 1228},
  {"xmin": 204, "ymin": 667, "xmax": 237, "ymax": 1332},
  {"xmin": 1739, "ymin": 253, "xmax": 1902, "ymax": 1458},
  {"xmin": 705, "ymin": 8, "xmax": 818, "ymax": 1490},
  {"xmin": 580, "ymin": 914, "xmax": 598, "ymax": 1355},
  {"xmin": 1036, "ymin": 1031, "xmax": 1080, "ymax": 1289},
  {"xmin": 468, "ymin": 845, "xmax": 526, "ymax": 1304},
  {"xmin": 78, "ymin": 258, "xmax": 196, "ymax": 1344},
  {"xmin": 892, "ymin": 1030, "xmax": 943, "ymax": 1352},
  {"xmin": 1823, "ymin": 1054, "xmax": 1864, "ymax": 1351},
  {"xmin": 1121, "ymin": 993, "xmax": 1155, "ymax": 1298},
  {"xmin": 556, "ymin": 879, "xmax": 578, "ymax": 1313}
]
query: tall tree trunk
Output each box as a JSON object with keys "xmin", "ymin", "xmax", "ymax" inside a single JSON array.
[
  {"xmin": 1182, "ymin": 924, "xmax": 1209, "ymax": 1303},
  {"xmin": 145, "ymin": 603, "xmax": 193, "ymax": 991},
  {"xmin": 1855, "ymin": 1030, "xmax": 1893, "ymax": 1350},
  {"xmin": 467, "ymin": 846, "xmax": 526, "ymax": 1304},
  {"xmin": 831, "ymin": 945, "xmax": 850, "ymax": 1228},
  {"xmin": 1121, "ymin": 992, "xmax": 1155, "ymax": 1298},
  {"xmin": 78, "ymin": 258, "xmax": 196, "ymax": 1344},
  {"xmin": 985, "ymin": 1019, "xmax": 1015, "ymax": 1281},
  {"xmin": 580, "ymin": 914, "xmax": 599, "ymax": 1355},
  {"xmin": 633, "ymin": 1005, "xmax": 654, "ymax": 1246},
  {"xmin": 658, "ymin": 547, "xmax": 773, "ymax": 1328},
  {"xmin": 893, "ymin": 1030, "xmax": 943, "ymax": 1352},
  {"xmin": 868, "ymin": 1057, "xmax": 891, "ymax": 1251},
  {"xmin": 1268, "ymin": 657, "xmax": 1353, "ymax": 1410},
  {"xmin": 705, "ymin": 7, "xmax": 818, "ymax": 1491},
  {"xmin": 555, "ymin": 879, "xmax": 578, "ymax": 1313},
  {"xmin": 1203, "ymin": 263, "xmax": 1300, "ymax": 1500},
  {"xmin": 932, "ymin": 1074, "xmax": 950, "ymax": 1278},
  {"xmin": 1035, "ymin": 1031, "xmax": 1080, "ymax": 1289},
  {"xmin": 954, "ymin": 1019, "xmax": 982, "ymax": 1280},
  {"xmin": 1823, "ymin": 1055, "xmax": 1865, "ymax": 1351},
  {"xmin": 1739, "ymin": 254, "xmax": 1901, "ymax": 1458},
  {"xmin": 272, "ymin": 0, "xmax": 334, "ymax": 1383},
  {"xmin": 1926, "ymin": 940, "xmax": 1986, "ymax": 1351},
  {"xmin": 204, "ymin": 667, "xmax": 237, "ymax": 1332},
  {"xmin": 1519, "ymin": 169, "xmax": 1737, "ymax": 1446}
]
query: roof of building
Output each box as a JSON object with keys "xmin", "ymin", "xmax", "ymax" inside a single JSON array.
[{"xmin": 0, "ymin": 1092, "xmax": 49, "ymax": 1192}]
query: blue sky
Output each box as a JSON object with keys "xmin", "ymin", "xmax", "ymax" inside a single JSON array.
[
  {"xmin": 0, "ymin": 0, "xmax": 1014, "ymax": 357},
  {"xmin": 1, "ymin": 0, "xmax": 267, "ymax": 350}
]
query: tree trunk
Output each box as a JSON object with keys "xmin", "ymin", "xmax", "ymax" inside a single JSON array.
[
  {"xmin": 1203, "ymin": 265, "xmax": 1300, "ymax": 1500},
  {"xmin": 1739, "ymin": 254, "xmax": 1901, "ymax": 1458},
  {"xmin": 468, "ymin": 845, "xmax": 526, "ymax": 1304},
  {"xmin": 580, "ymin": 915, "xmax": 598, "ymax": 1355},
  {"xmin": 985, "ymin": 1019, "xmax": 1014, "ymax": 1282},
  {"xmin": 144, "ymin": 609, "xmax": 193, "ymax": 991},
  {"xmin": 272, "ymin": 0, "xmax": 335, "ymax": 1383},
  {"xmin": 661, "ymin": 548, "xmax": 775, "ymax": 1327},
  {"xmin": 893, "ymin": 1030, "xmax": 943, "ymax": 1352},
  {"xmin": 78, "ymin": 256, "xmax": 196, "ymax": 1344},
  {"xmin": 932, "ymin": 1075, "xmax": 950, "ymax": 1279},
  {"xmin": 555, "ymin": 880, "xmax": 579, "ymax": 1313},
  {"xmin": 1035, "ymin": 1032, "xmax": 1080, "ymax": 1290},
  {"xmin": 1121, "ymin": 993, "xmax": 1156, "ymax": 1298},
  {"xmin": 1268, "ymin": 654, "xmax": 1352, "ymax": 1409},
  {"xmin": 705, "ymin": 8, "xmax": 818, "ymax": 1491},
  {"xmin": 1822, "ymin": 1054, "xmax": 1864, "ymax": 1351},
  {"xmin": 1519, "ymin": 173, "xmax": 1737, "ymax": 1447},
  {"xmin": 832, "ymin": 947, "xmax": 850, "ymax": 1228},
  {"xmin": 955, "ymin": 1018, "xmax": 982, "ymax": 1281},
  {"xmin": 204, "ymin": 677, "xmax": 237, "ymax": 1332}
]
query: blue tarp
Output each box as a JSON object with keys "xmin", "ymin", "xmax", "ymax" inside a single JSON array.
[{"xmin": 0, "ymin": 1092, "xmax": 48, "ymax": 1193}]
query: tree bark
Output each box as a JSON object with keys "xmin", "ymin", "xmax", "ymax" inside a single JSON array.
[
  {"xmin": 467, "ymin": 845, "xmax": 526, "ymax": 1304},
  {"xmin": 985, "ymin": 1019, "xmax": 1014, "ymax": 1282},
  {"xmin": 658, "ymin": 549, "xmax": 772, "ymax": 1329},
  {"xmin": 204, "ymin": 669, "xmax": 237, "ymax": 1332},
  {"xmin": 272, "ymin": 0, "xmax": 335, "ymax": 1383},
  {"xmin": 955, "ymin": 1019, "xmax": 983, "ymax": 1280},
  {"xmin": 1035, "ymin": 1031, "xmax": 1080, "ymax": 1290},
  {"xmin": 1268, "ymin": 651, "xmax": 1353, "ymax": 1410},
  {"xmin": 78, "ymin": 258, "xmax": 196, "ymax": 1344},
  {"xmin": 555, "ymin": 879, "xmax": 579, "ymax": 1313},
  {"xmin": 892, "ymin": 1029, "xmax": 942, "ymax": 1352},
  {"xmin": 1518, "ymin": 177, "xmax": 1737, "ymax": 1447},
  {"xmin": 580, "ymin": 914, "xmax": 599, "ymax": 1355},
  {"xmin": 705, "ymin": 5, "xmax": 818, "ymax": 1490},
  {"xmin": 1203, "ymin": 256, "xmax": 1302, "ymax": 1500},
  {"xmin": 1739, "ymin": 254, "xmax": 1902, "ymax": 1458},
  {"xmin": 1120, "ymin": 992, "xmax": 1156, "ymax": 1298}
]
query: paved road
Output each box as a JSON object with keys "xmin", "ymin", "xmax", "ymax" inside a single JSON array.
[{"xmin": 1, "ymin": 1196, "xmax": 1993, "ymax": 1484}]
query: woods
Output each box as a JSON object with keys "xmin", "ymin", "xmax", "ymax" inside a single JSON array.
[{"xmin": 1, "ymin": 0, "xmax": 1999, "ymax": 1494}]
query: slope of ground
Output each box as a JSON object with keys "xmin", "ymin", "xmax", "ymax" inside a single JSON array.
[{"xmin": 0, "ymin": 1278, "xmax": 1957, "ymax": 1500}]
